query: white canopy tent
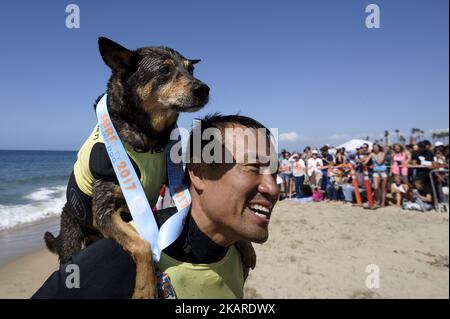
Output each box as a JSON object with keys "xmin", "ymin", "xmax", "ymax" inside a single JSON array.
[{"xmin": 336, "ymin": 139, "xmax": 373, "ymax": 152}]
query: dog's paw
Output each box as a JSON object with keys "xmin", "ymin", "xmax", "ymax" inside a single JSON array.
[
  {"xmin": 132, "ymin": 286, "xmax": 157, "ymax": 299},
  {"xmin": 132, "ymin": 273, "xmax": 157, "ymax": 299}
]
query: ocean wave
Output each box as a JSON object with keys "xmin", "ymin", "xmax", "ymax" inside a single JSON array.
[
  {"xmin": 23, "ymin": 186, "xmax": 66, "ymax": 201},
  {"xmin": 0, "ymin": 186, "xmax": 66, "ymax": 231}
]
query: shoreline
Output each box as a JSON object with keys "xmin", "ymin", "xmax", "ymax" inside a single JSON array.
[{"xmin": 0, "ymin": 216, "xmax": 60, "ymax": 267}]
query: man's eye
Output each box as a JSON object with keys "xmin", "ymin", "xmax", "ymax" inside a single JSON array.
[{"xmin": 160, "ymin": 66, "xmax": 171, "ymax": 75}]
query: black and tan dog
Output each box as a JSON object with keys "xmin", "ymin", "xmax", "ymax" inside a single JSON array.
[{"xmin": 44, "ymin": 37, "xmax": 255, "ymax": 298}]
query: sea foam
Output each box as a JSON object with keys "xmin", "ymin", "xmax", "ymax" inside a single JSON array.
[{"xmin": 0, "ymin": 186, "xmax": 65, "ymax": 231}]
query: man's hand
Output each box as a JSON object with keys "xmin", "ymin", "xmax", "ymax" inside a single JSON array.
[{"xmin": 235, "ymin": 240, "xmax": 257, "ymax": 281}]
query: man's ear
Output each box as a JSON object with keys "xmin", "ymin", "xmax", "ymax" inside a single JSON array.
[
  {"xmin": 187, "ymin": 163, "xmax": 205, "ymax": 191},
  {"xmin": 98, "ymin": 37, "xmax": 134, "ymax": 72}
]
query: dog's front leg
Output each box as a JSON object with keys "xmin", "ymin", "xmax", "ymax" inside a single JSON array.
[{"xmin": 92, "ymin": 180, "xmax": 157, "ymax": 299}]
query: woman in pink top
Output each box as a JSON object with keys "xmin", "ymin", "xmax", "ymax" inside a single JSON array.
[{"xmin": 391, "ymin": 143, "xmax": 409, "ymax": 177}]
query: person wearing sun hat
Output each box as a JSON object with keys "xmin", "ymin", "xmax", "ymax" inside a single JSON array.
[{"xmin": 307, "ymin": 149, "xmax": 323, "ymax": 189}]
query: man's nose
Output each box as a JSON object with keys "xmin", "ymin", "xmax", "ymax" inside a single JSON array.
[{"xmin": 258, "ymin": 173, "xmax": 280, "ymax": 201}]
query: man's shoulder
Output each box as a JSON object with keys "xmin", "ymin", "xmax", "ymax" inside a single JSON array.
[{"xmin": 32, "ymin": 238, "xmax": 136, "ymax": 299}]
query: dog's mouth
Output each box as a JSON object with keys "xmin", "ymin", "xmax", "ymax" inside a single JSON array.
[{"xmin": 171, "ymin": 102, "xmax": 207, "ymax": 113}]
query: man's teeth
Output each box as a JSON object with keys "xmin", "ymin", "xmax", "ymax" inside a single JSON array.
[
  {"xmin": 254, "ymin": 212, "xmax": 266, "ymax": 218},
  {"xmin": 249, "ymin": 204, "xmax": 271, "ymax": 215}
]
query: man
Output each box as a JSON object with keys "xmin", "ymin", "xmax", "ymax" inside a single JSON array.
[
  {"xmin": 279, "ymin": 150, "xmax": 293, "ymax": 198},
  {"xmin": 403, "ymin": 178, "xmax": 434, "ymax": 212},
  {"xmin": 32, "ymin": 114, "xmax": 279, "ymax": 299},
  {"xmin": 320, "ymin": 145, "xmax": 334, "ymax": 192},
  {"xmin": 341, "ymin": 169, "xmax": 365, "ymax": 204},
  {"xmin": 411, "ymin": 140, "xmax": 434, "ymax": 182}
]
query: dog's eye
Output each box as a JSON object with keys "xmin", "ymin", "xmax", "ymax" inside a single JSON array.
[{"xmin": 160, "ymin": 66, "xmax": 171, "ymax": 75}]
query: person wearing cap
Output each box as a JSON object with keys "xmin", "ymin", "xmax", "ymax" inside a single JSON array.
[
  {"xmin": 307, "ymin": 150, "xmax": 323, "ymax": 189},
  {"xmin": 279, "ymin": 150, "xmax": 293, "ymax": 198}
]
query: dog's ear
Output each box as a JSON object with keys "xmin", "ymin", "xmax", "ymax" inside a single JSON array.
[{"xmin": 98, "ymin": 37, "xmax": 134, "ymax": 72}]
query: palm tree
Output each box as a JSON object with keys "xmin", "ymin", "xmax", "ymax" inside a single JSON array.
[
  {"xmin": 411, "ymin": 128, "xmax": 417, "ymax": 144},
  {"xmin": 413, "ymin": 128, "xmax": 419, "ymax": 142},
  {"xmin": 399, "ymin": 135, "xmax": 406, "ymax": 145},
  {"xmin": 438, "ymin": 131, "xmax": 449, "ymax": 144},
  {"xmin": 384, "ymin": 130, "xmax": 390, "ymax": 146},
  {"xmin": 395, "ymin": 129, "xmax": 400, "ymax": 143}
]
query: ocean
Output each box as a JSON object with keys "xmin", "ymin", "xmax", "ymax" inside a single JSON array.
[
  {"xmin": 0, "ymin": 150, "xmax": 76, "ymax": 265},
  {"xmin": 0, "ymin": 150, "xmax": 76, "ymax": 230}
]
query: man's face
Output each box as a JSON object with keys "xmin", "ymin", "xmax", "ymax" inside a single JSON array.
[
  {"xmin": 193, "ymin": 125, "xmax": 280, "ymax": 244},
  {"xmin": 414, "ymin": 181, "xmax": 423, "ymax": 190}
]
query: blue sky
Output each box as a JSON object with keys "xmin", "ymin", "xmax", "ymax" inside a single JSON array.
[{"xmin": 0, "ymin": 0, "xmax": 448, "ymax": 151}]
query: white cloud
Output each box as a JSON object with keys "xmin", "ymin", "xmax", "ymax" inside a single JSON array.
[{"xmin": 279, "ymin": 132, "xmax": 306, "ymax": 142}]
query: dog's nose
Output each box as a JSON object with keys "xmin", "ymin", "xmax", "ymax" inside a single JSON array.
[{"xmin": 192, "ymin": 84, "xmax": 210, "ymax": 100}]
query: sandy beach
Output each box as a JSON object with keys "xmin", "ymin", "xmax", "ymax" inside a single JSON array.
[{"xmin": 0, "ymin": 200, "xmax": 448, "ymax": 299}]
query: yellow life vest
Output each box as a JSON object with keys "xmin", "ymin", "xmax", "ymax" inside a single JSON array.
[
  {"xmin": 73, "ymin": 125, "xmax": 167, "ymax": 209},
  {"xmin": 158, "ymin": 245, "xmax": 245, "ymax": 299}
]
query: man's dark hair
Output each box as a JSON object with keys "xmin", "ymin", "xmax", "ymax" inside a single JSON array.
[
  {"xmin": 320, "ymin": 145, "xmax": 329, "ymax": 153},
  {"xmin": 183, "ymin": 113, "xmax": 273, "ymax": 185},
  {"xmin": 418, "ymin": 141, "xmax": 427, "ymax": 150}
]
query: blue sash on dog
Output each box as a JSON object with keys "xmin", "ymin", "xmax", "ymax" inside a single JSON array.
[{"xmin": 95, "ymin": 94, "xmax": 191, "ymax": 263}]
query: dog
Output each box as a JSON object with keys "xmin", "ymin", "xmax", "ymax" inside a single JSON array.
[{"xmin": 44, "ymin": 37, "xmax": 255, "ymax": 298}]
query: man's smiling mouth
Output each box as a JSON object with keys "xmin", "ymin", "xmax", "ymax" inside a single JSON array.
[{"xmin": 248, "ymin": 203, "xmax": 272, "ymax": 219}]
